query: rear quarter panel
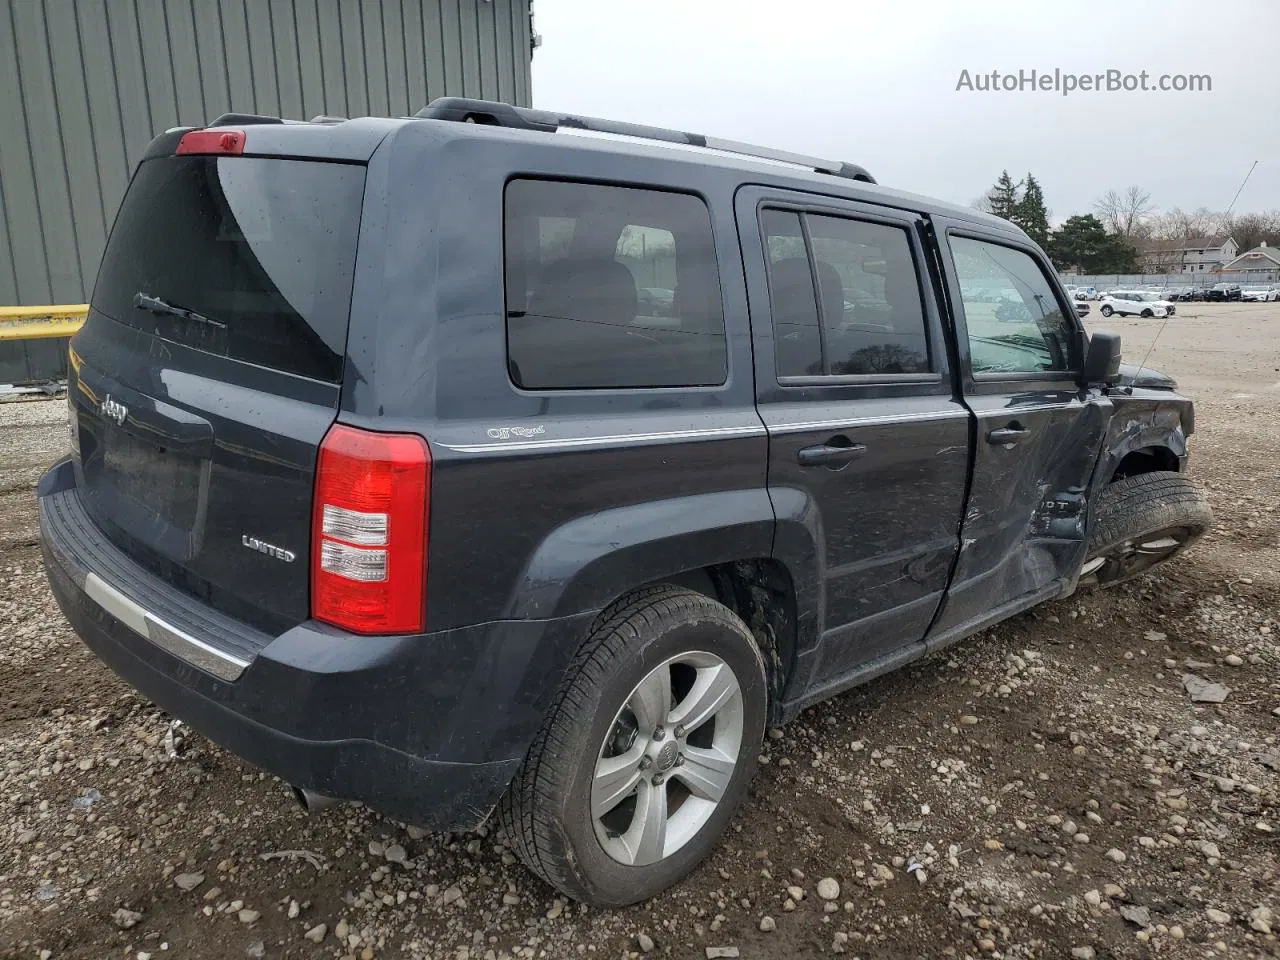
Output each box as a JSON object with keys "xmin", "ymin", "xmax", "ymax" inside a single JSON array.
[{"xmin": 340, "ymin": 124, "xmax": 772, "ymax": 631}]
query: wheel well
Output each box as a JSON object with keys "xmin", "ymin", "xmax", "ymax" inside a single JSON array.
[
  {"xmin": 647, "ymin": 560, "xmax": 797, "ymax": 719},
  {"xmin": 1111, "ymin": 446, "xmax": 1179, "ymax": 482}
]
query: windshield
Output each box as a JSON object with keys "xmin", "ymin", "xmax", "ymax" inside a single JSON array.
[{"xmin": 92, "ymin": 156, "xmax": 366, "ymax": 382}]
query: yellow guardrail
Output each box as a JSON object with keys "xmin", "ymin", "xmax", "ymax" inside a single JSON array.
[{"xmin": 0, "ymin": 304, "xmax": 88, "ymax": 341}]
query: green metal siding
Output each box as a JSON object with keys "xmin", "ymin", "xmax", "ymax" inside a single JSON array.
[{"xmin": 0, "ymin": 0, "xmax": 533, "ymax": 307}]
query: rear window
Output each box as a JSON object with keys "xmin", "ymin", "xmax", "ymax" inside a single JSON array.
[
  {"xmin": 503, "ymin": 179, "xmax": 726, "ymax": 390},
  {"xmin": 92, "ymin": 156, "xmax": 365, "ymax": 382}
]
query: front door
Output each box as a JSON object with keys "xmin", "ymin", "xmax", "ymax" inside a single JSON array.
[
  {"xmin": 736, "ymin": 188, "xmax": 970, "ymax": 691},
  {"xmin": 929, "ymin": 221, "xmax": 1112, "ymax": 637}
]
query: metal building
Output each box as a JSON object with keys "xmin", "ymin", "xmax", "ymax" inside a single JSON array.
[{"xmin": 0, "ymin": 0, "xmax": 534, "ymax": 311}]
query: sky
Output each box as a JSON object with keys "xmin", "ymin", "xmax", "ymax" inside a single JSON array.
[{"xmin": 530, "ymin": 0, "xmax": 1280, "ymax": 221}]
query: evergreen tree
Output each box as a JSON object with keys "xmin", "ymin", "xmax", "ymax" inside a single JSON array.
[
  {"xmin": 1014, "ymin": 174, "xmax": 1050, "ymax": 248},
  {"xmin": 1048, "ymin": 214, "xmax": 1137, "ymax": 273},
  {"xmin": 985, "ymin": 170, "xmax": 1022, "ymax": 222}
]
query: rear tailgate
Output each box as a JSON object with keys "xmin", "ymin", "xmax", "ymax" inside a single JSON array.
[{"xmin": 69, "ymin": 137, "xmax": 368, "ymax": 634}]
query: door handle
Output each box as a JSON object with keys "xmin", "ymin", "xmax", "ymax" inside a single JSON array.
[
  {"xmin": 797, "ymin": 441, "xmax": 867, "ymax": 467},
  {"xmin": 987, "ymin": 425, "xmax": 1030, "ymax": 445}
]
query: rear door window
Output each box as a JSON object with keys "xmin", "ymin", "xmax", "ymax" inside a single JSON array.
[
  {"xmin": 92, "ymin": 157, "xmax": 366, "ymax": 382},
  {"xmin": 504, "ymin": 179, "xmax": 726, "ymax": 389},
  {"xmin": 760, "ymin": 207, "xmax": 932, "ymax": 378}
]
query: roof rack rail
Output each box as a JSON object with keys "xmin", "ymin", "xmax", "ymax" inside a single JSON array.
[{"xmin": 414, "ymin": 97, "xmax": 876, "ymax": 185}]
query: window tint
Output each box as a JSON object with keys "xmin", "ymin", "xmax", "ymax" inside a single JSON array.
[
  {"xmin": 504, "ymin": 179, "xmax": 726, "ymax": 389},
  {"xmin": 92, "ymin": 157, "xmax": 365, "ymax": 382},
  {"xmin": 760, "ymin": 208, "xmax": 931, "ymax": 378},
  {"xmin": 950, "ymin": 237, "xmax": 1077, "ymax": 376},
  {"xmin": 806, "ymin": 215, "xmax": 930, "ymax": 375}
]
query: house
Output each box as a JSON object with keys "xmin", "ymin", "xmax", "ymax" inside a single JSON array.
[
  {"xmin": 1138, "ymin": 235, "xmax": 1238, "ymax": 273},
  {"xmin": 1220, "ymin": 242, "xmax": 1280, "ymax": 278}
]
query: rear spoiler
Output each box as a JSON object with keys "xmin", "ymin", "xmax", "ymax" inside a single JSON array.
[{"xmin": 140, "ymin": 116, "xmax": 402, "ymax": 164}]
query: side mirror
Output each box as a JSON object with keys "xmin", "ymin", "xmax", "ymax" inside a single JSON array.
[
  {"xmin": 1083, "ymin": 332, "xmax": 1122, "ymax": 385},
  {"xmin": 1074, "ymin": 301, "xmax": 1090, "ymax": 319}
]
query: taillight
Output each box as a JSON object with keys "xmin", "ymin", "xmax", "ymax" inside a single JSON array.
[
  {"xmin": 176, "ymin": 128, "xmax": 246, "ymax": 155},
  {"xmin": 311, "ymin": 424, "xmax": 430, "ymax": 634}
]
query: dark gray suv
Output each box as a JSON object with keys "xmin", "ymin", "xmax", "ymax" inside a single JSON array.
[{"xmin": 39, "ymin": 99, "xmax": 1211, "ymax": 906}]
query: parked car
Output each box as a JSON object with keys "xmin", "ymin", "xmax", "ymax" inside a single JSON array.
[
  {"xmin": 637, "ymin": 286, "xmax": 676, "ymax": 316},
  {"xmin": 1241, "ymin": 286, "xmax": 1280, "ymax": 302},
  {"xmin": 1205, "ymin": 283, "xmax": 1243, "ymax": 301},
  {"xmin": 1142, "ymin": 291, "xmax": 1178, "ymax": 315},
  {"xmin": 1099, "ymin": 291, "xmax": 1171, "ymax": 318},
  {"xmin": 38, "ymin": 98, "xmax": 1212, "ymax": 907}
]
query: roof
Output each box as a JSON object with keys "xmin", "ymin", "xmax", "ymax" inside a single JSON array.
[
  {"xmin": 404, "ymin": 112, "xmax": 1022, "ymax": 236},
  {"xmin": 157, "ymin": 100, "xmax": 1027, "ymax": 240},
  {"xmin": 1222, "ymin": 244, "xmax": 1280, "ymax": 269},
  {"xmin": 1139, "ymin": 235, "xmax": 1234, "ymax": 254}
]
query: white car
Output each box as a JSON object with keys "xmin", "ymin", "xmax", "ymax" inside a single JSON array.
[
  {"xmin": 1142, "ymin": 291, "xmax": 1178, "ymax": 315},
  {"xmin": 1241, "ymin": 287, "xmax": 1280, "ymax": 302},
  {"xmin": 1099, "ymin": 291, "xmax": 1170, "ymax": 318}
]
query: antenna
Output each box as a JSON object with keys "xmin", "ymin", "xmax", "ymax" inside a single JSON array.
[
  {"xmin": 1132, "ymin": 159, "xmax": 1260, "ymax": 381},
  {"xmin": 1225, "ymin": 160, "xmax": 1258, "ymax": 217}
]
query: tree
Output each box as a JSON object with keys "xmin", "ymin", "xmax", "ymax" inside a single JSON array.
[
  {"xmin": 1148, "ymin": 206, "xmax": 1226, "ymax": 242},
  {"xmin": 1223, "ymin": 211, "xmax": 1280, "ymax": 252},
  {"xmin": 1049, "ymin": 214, "xmax": 1137, "ymax": 273},
  {"xmin": 984, "ymin": 170, "xmax": 1022, "ymax": 222},
  {"xmin": 1094, "ymin": 186, "xmax": 1154, "ymax": 239},
  {"xmin": 1013, "ymin": 173, "xmax": 1050, "ymax": 248}
]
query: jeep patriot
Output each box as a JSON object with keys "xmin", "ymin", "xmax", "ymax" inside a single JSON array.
[{"xmin": 39, "ymin": 98, "xmax": 1211, "ymax": 905}]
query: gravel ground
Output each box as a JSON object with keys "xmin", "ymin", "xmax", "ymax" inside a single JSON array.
[{"xmin": 2, "ymin": 302, "xmax": 1278, "ymax": 960}]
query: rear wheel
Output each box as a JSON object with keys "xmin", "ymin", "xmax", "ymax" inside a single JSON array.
[
  {"xmin": 1080, "ymin": 471, "xmax": 1212, "ymax": 588},
  {"xmin": 1100, "ymin": 304, "xmax": 1113, "ymax": 317},
  {"xmin": 499, "ymin": 586, "xmax": 767, "ymax": 906}
]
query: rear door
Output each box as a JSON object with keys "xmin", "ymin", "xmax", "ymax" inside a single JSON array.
[
  {"xmin": 68, "ymin": 149, "xmax": 366, "ymax": 634},
  {"xmin": 928, "ymin": 221, "xmax": 1111, "ymax": 637},
  {"xmin": 736, "ymin": 187, "xmax": 970, "ymax": 688}
]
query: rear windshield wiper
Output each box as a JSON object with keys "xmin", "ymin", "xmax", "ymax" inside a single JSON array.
[{"xmin": 133, "ymin": 292, "xmax": 226, "ymax": 329}]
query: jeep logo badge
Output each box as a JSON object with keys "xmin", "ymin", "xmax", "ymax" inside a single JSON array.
[
  {"xmin": 241, "ymin": 535, "xmax": 297, "ymax": 563},
  {"xmin": 100, "ymin": 395, "xmax": 128, "ymax": 426}
]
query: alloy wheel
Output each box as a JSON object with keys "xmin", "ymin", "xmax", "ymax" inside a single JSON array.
[
  {"xmin": 1081, "ymin": 525, "xmax": 1191, "ymax": 584},
  {"xmin": 591, "ymin": 651, "xmax": 745, "ymax": 867}
]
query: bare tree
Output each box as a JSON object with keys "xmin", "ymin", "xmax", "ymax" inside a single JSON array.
[
  {"xmin": 1222, "ymin": 211, "xmax": 1280, "ymax": 251},
  {"xmin": 1095, "ymin": 185, "xmax": 1155, "ymax": 238},
  {"xmin": 970, "ymin": 194, "xmax": 994, "ymax": 214},
  {"xmin": 1147, "ymin": 208, "xmax": 1209, "ymax": 242}
]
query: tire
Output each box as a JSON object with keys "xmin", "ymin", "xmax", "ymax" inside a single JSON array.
[
  {"xmin": 1100, "ymin": 305, "xmax": 1113, "ymax": 317},
  {"xmin": 498, "ymin": 585, "xmax": 768, "ymax": 906},
  {"xmin": 1141, "ymin": 308, "xmax": 1154, "ymax": 318},
  {"xmin": 1081, "ymin": 471, "xmax": 1212, "ymax": 588}
]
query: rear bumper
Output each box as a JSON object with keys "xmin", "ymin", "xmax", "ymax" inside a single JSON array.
[{"xmin": 38, "ymin": 458, "xmax": 593, "ymax": 830}]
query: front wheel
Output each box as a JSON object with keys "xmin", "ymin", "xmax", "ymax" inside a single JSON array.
[
  {"xmin": 1100, "ymin": 304, "xmax": 1113, "ymax": 317},
  {"xmin": 1080, "ymin": 471, "xmax": 1212, "ymax": 588},
  {"xmin": 499, "ymin": 586, "xmax": 767, "ymax": 906},
  {"xmin": 1141, "ymin": 308, "xmax": 1154, "ymax": 318}
]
